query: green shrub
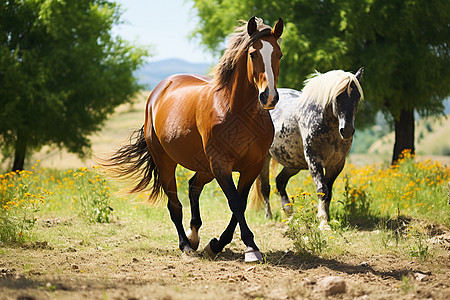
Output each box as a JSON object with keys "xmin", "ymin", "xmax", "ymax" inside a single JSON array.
[
  {"xmin": 284, "ymin": 193, "xmax": 327, "ymax": 256},
  {"xmin": 0, "ymin": 168, "xmax": 50, "ymax": 243},
  {"xmin": 72, "ymin": 167, "xmax": 113, "ymax": 223}
]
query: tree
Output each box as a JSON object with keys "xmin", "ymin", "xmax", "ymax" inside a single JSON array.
[
  {"xmin": 0, "ymin": 0, "xmax": 149, "ymax": 171},
  {"xmin": 190, "ymin": 0, "xmax": 450, "ymax": 164}
]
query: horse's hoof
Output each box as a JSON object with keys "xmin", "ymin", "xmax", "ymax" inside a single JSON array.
[
  {"xmin": 318, "ymin": 220, "xmax": 331, "ymax": 231},
  {"xmin": 245, "ymin": 247, "xmax": 263, "ymax": 263},
  {"xmin": 181, "ymin": 245, "xmax": 198, "ymax": 260},
  {"xmin": 186, "ymin": 228, "xmax": 200, "ymax": 251},
  {"xmin": 182, "ymin": 244, "xmax": 197, "ymax": 255},
  {"xmin": 201, "ymin": 241, "xmax": 218, "ymax": 259}
]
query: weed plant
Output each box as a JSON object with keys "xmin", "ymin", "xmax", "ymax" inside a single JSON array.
[
  {"xmin": 284, "ymin": 193, "xmax": 328, "ymax": 256},
  {"xmin": 282, "ymin": 149, "xmax": 448, "ymax": 258},
  {"xmin": 72, "ymin": 167, "xmax": 113, "ymax": 223},
  {"xmin": 0, "ymin": 162, "xmax": 114, "ymax": 244},
  {"xmin": 0, "ymin": 166, "xmax": 51, "ymax": 243}
]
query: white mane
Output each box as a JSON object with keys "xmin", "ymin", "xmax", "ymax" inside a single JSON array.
[{"xmin": 300, "ymin": 70, "xmax": 364, "ymax": 109}]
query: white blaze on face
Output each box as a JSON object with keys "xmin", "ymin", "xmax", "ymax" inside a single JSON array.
[{"xmin": 260, "ymin": 40, "xmax": 275, "ymax": 97}]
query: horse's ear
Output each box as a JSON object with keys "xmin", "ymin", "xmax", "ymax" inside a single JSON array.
[
  {"xmin": 355, "ymin": 67, "xmax": 364, "ymax": 80},
  {"xmin": 272, "ymin": 18, "xmax": 284, "ymax": 39},
  {"xmin": 247, "ymin": 16, "xmax": 257, "ymax": 36}
]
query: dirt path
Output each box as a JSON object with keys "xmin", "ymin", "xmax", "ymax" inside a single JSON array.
[{"xmin": 1, "ymin": 231, "xmax": 449, "ymax": 300}]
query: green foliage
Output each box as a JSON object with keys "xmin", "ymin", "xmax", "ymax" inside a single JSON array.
[
  {"xmin": 284, "ymin": 195, "xmax": 328, "ymax": 256},
  {"xmin": 400, "ymin": 276, "xmax": 415, "ymax": 294},
  {"xmin": 280, "ymin": 150, "xmax": 448, "ymax": 259},
  {"xmin": 332, "ymin": 150, "xmax": 450, "ymax": 227},
  {"xmin": 0, "ymin": 0, "xmax": 150, "ymax": 170},
  {"xmin": 334, "ymin": 175, "xmax": 371, "ymax": 227},
  {"xmin": 73, "ymin": 167, "xmax": 113, "ymax": 223},
  {"xmin": 406, "ymin": 222, "xmax": 429, "ymax": 260},
  {"xmin": 0, "ymin": 168, "xmax": 50, "ymax": 243},
  {"xmin": 190, "ymin": 0, "xmax": 450, "ymax": 149},
  {"xmin": 0, "ymin": 162, "xmax": 117, "ymax": 244}
]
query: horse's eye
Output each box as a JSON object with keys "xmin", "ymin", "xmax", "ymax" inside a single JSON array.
[
  {"xmin": 250, "ymin": 52, "xmax": 257, "ymax": 59},
  {"xmin": 279, "ymin": 53, "xmax": 283, "ymax": 60}
]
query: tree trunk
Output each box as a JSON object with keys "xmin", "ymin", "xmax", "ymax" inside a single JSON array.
[
  {"xmin": 392, "ymin": 109, "xmax": 415, "ymax": 165},
  {"xmin": 12, "ymin": 133, "xmax": 27, "ymax": 171}
]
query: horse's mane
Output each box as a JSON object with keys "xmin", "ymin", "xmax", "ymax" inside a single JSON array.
[
  {"xmin": 301, "ymin": 70, "xmax": 364, "ymax": 109},
  {"xmin": 211, "ymin": 18, "xmax": 273, "ymax": 90}
]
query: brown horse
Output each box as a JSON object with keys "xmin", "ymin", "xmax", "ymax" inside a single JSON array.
[{"xmin": 100, "ymin": 17, "xmax": 283, "ymax": 262}]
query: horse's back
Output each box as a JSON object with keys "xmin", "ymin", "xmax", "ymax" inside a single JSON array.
[
  {"xmin": 278, "ymin": 88, "xmax": 302, "ymax": 100},
  {"xmin": 145, "ymin": 74, "xmax": 213, "ymax": 172},
  {"xmin": 269, "ymin": 88, "xmax": 301, "ymax": 126}
]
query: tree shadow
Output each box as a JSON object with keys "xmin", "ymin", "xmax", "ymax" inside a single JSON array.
[{"xmin": 0, "ymin": 275, "xmax": 71, "ymax": 294}]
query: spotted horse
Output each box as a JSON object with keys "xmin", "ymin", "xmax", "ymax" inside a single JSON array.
[{"xmin": 252, "ymin": 68, "xmax": 364, "ymax": 229}]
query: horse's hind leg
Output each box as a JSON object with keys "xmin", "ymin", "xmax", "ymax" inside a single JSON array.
[
  {"xmin": 259, "ymin": 155, "xmax": 272, "ymax": 219},
  {"xmin": 154, "ymin": 156, "xmax": 193, "ymax": 253},
  {"xmin": 187, "ymin": 172, "xmax": 213, "ymax": 251},
  {"xmin": 276, "ymin": 166, "xmax": 300, "ymax": 214}
]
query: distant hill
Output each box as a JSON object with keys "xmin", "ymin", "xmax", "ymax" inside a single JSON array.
[{"xmin": 136, "ymin": 58, "xmax": 213, "ymax": 90}]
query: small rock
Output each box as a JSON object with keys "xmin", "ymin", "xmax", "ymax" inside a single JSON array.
[
  {"xmin": 304, "ymin": 278, "xmax": 317, "ymax": 285},
  {"xmin": 245, "ymin": 266, "xmax": 256, "ymax": 272},
  {"xmin": 132, "ymin": 257, "xmax": 139, "ymax": 263},
  {"xmin": 360, "ymin": 261, "xmax": 370, "ymax": 267},
  {"xmin": 316, "ymin": 276, "xmax": 347, "ymax": 296}
]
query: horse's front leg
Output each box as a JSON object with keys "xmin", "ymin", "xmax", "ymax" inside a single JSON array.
[
  {"xmin": 305, "ymin": 150, "xmax": 330, "ymax": 230},
  {"xmin": 204, "ymin": 164, "xmax": 263, "ymax": 262},
  {"xmin": 323, "ymin": 160, "xmax": 347, "ymax": 224}
]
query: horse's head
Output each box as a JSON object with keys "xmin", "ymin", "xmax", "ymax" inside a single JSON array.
[
  {"xmin": 246, "ymin": 17, "xmax": 283, "ymax": 110},
  {"xmin": 336, "ymin": 67, "xmax": 364, "ymax": 140}
]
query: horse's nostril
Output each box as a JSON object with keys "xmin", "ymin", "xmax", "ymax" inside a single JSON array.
[
  {"xmin": 340, "ymin": 126, "xmax": 355, "ymax": 139},
  {"xmin": 259, "ymin": 92, "xmax": 268, "ymax": 105}
]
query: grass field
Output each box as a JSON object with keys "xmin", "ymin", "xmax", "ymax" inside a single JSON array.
[{"xmin": 1, "ymin": 102, "xmax": 450, "ymax": 299}]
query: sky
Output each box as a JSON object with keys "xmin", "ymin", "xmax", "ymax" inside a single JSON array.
[{"xmin": 113, "ymin": 0, "xmax": 215, "ymax": 64}]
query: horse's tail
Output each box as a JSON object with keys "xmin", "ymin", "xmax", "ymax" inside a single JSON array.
[
  {"xmin": 96, "ymin": 126, "xmax": 162, "ymax": 204},
  {"xmin": 248, "ymin": 158, "xmax": 279, "ymax": 210},
  {"xmin": 248, "ymin": 176, "xmax": 264, "ymax": 210}
]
